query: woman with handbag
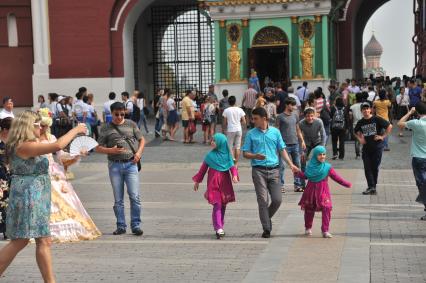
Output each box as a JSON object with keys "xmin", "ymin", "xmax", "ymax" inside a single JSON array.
[{"xmin": 136, "ymin": 91, "xmax": 150, "ymax": 134}]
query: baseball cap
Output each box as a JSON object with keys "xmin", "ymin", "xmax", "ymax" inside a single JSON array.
[
  {"xmin": 58, "ymin": 96, "xmax": 66, "ymax": 102},
  {"xmin": 361, "ymin": 102, "xmax": 371, "ymax": 109}
]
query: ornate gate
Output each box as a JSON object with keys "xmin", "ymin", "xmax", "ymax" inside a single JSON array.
[{"xmin": 150, "ymin": 4, "xmax": 215, "ymax": 101}]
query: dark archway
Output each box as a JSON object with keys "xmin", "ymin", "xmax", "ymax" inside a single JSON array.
[{"xmin": 353, "ymin": 0, "xmax": 390, "ymax": 79}]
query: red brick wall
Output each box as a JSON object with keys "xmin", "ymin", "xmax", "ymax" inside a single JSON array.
[
  {"xmin": 0, "ymin": 0, "xmax": 33, "ymax": 107},
  {"xmin": 48, "ymin": 0, "xmax": 116, "ymax": 78}
]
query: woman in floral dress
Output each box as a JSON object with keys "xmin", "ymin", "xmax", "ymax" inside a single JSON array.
[
  {"xmin": 0, "ymin": 117, "xmax": 12, "ymax": 240},
  {"xmin": 0, "ymin": 111, "xmax": 87, "ymax": 282}
]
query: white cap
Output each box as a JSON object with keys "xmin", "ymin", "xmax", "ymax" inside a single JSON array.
[{"xmin": 58, "ymin": 96, "xmax": 66, "ymax": 101}]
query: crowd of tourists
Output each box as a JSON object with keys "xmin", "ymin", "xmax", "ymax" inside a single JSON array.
[{"xmin": 0, "ymin": 73, "xmax": 425, "ymax": 282}]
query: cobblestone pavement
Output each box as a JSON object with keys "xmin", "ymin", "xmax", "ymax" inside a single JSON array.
[{"xmin": 0, "ymin": 122, "xmax": 425, "ymax": 283}]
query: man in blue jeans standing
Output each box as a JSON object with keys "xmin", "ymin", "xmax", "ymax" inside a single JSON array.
[
  {"xmin": 276, "ymin": 97, "xmax": 306, "ymax": 193},
  {"xmin": 96, "ymin": 102, "xmax": 145, "ymax": 236},
  {"xmin": 398, "ymin": 101, "xmax": 426, "ymax": 220}
]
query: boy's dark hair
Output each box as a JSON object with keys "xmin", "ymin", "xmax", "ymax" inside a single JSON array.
[
  {"xmin": 222, "ymin": 89, "xmax": 229, "ymax": 97},
  {"xmin": 79, "ymin": 87, "xmax": 87, "ymax": 93},
  {"xmin": 0, "ymin": 117, "xmax": 12, "ymax": 130},
  {"xmin": 415, "ymin": 101, "xmax": 426, "ymax": 115},
  {"xmin": 335, "ymin": 97, "xmax": 344, "ymax": 107},
  {"xmin": 83, "ymin": 96, "xmax": 89, "ymax": 103},
  {"xmin": 356, "ymin": 92, "xmax": 364, "ymax": 103},
  {"xmin": 2, "ymin": 97, "xmax": 11, "ymax": 105},
  {"xmin": 228, "ymin": 95, "xmax": 236, "ymax": 106},
  {"xmin": 109, "ymin": 92, "xmax": 116, "ymax": 100},
  {"xmin": 252, "ymin": 107, "xmax": 268, "ymax": 118},
  {"xmin": 304, "ymin": 107, "xmax": 315, "ymax": 115},
  {"xmin": 110, "ymin": 102, "xmax": 126, "ymax": 112},
  {"xmin": 76, "ymin": 92, "xmax": 83, "ymax": 100},
  {"xmin": 121, "ymin": 91, "xmax": 130, "ymax": 99},
  {"xmin": 302, "ymin": 81, "xmax": 308, "ymax": 87},
  {"xmin": 284, "ymin": 97, "xmax": 296, "ymax": 105}
]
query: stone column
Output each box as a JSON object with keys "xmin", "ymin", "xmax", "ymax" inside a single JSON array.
[
  {"xmin": 291, "ymin": 16, "xmax": 300, "ymax": 79},
  {"xmin": 31, "ymin": 0, "xmax": 50, "ymax": 108},
  {"xmin": 314, "ymin": 15, "xmax": 323, "ymax": 78},
  {"xmin": 31, "ymin": 0, "xmax": 50, "ymax": 73}
]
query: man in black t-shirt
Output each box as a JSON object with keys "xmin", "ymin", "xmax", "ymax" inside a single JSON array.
[
  {"xmin": 354, "ymin": 102, "xmax": 392, "ymax": 195},
  {"xmin": 275, "ymin": 82, "xmax": 288, "ymax": 114}
]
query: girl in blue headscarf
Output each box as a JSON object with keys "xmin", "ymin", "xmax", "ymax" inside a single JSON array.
[
  {"xmin": 297, "ymin": 146, "xmax": 352, "ymax": 238},
  {"xmin": 193, "ymin": 133, "xmax": 239, "ymax": 239}
]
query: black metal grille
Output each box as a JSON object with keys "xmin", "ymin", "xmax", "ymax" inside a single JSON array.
[{"xmin": 151, "ymin": 4, "xmax": 215, "ymax": 104}]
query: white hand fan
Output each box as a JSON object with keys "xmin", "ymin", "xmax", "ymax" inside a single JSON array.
[{"xmin": 69, "ymin": 136, "xmax": 98, "ymax": 156}]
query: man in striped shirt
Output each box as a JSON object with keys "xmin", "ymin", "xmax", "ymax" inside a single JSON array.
[{"xmin": 242, "ymin": 84, "xmax": 258, "ymax": 128}]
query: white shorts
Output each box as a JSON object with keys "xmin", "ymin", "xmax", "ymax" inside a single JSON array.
[{"xmin": 227, "ymin": 131, "xmax": 242, "ymax": 150}]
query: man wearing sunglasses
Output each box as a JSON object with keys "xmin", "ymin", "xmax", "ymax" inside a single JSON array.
[{"xmin": 96, "ymin": 102, "xmax": 146, "ymax": 236}]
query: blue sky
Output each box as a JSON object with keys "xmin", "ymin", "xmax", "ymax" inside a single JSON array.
[{"xmin": 363, "ymin": 0, "xmax": 415, "ymax": 77}]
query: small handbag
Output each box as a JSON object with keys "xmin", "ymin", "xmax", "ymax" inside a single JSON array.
[{"xmin": 188, "ymin": 120, "xmax": 197, "ymax": 135}]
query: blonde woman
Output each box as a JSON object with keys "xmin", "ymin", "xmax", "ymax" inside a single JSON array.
[{"xmin": 0, "ymin": 111, "xmax": 86, "ymax": 283}]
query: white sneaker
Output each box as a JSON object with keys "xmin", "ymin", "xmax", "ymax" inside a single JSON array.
[
  {"xmin": 322, "ymin": 232, "xmax": 333, "ymax": 238},
  {"xmin": 217, "ymin": 229, "xmax": 224, "ymax": 235},
  {"xmin": 305, "ymin": 229, "xmax": 312, "ymax": 236}
]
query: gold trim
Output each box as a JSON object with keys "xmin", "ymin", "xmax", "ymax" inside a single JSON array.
[
  {"xmin": 314, "ymin": 15, "xmax": 322, "ymax": 23},
  {"xmin": 299, "ymin": 19, "xmax": 315, "ymax": 40},
  {"xmin": 291, "ymin": 16, "xmax": 299, "ymax": 24},
  {"xmin": 226, "ymin": 23, "xmax": 242, "ymax": 45},
  {"xmin": 252, "ymin": 26, "xmax": 289, "ymax": 47},
  {"xmin": 242, "ymin": 19, "xmax": 249, "ymax": 27},
  {"xmin": 219, "ymin": 20, "xmax": 226, "ymax": 28}
]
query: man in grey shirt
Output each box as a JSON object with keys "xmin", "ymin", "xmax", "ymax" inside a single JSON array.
[
  {"xmin": 276, "ymin": 97, "xmax": 306, "ymax": 192},
  {"xmin": 298, "ymin": 107, "xmax": 326, "ymax": 188},
  {"xmin": 96, "ymin": 102, "xmax": 146, "ymax": 236}
]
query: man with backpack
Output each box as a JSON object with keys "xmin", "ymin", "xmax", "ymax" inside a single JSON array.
[
  {"xmin": 330, "ymin": 97, "xmax": 347, "ymax": 160},
  {"xmin": 122, "ymin": 91, "xmax": 140, "ymax": 123}
]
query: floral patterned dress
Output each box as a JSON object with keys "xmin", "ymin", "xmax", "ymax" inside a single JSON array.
[
  {"xmin": 0, "ymin": 140, "xmax": 10, "ymax": 238},
  {"xmin": 6, "ymin": 154, "xmax": 51, "ymax": 239}
]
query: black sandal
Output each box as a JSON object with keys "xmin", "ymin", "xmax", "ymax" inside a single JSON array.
[{"xmin": 421, "ymin": 215, "xmax": 426, "ymax": 221}]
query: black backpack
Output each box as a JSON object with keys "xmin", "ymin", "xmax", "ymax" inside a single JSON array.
[
  {"xmin": 126, "ymin": 101, "xmax": 141, "ymax": 123},
  {"xmin": 331, "ymin": 106, "xmax": 345, "ymax": 130}
]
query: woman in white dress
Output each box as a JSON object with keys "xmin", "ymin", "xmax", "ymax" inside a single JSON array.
[{"xmin": 39, "ymin": 108, "xmax": 101, "ymax": 242}]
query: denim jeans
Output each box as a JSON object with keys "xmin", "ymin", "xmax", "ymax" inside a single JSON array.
[
  {"xmin": 279, "ymin": 144, "xmax": 302, "ymax": 187},
  {"xmin": 384, "ymin": 136, "xmax": 389, "ymax": 150},
  {"xmin": 108, "ymin": 161, "xmax": 142, "ymax": 230},
  {"xmin": 155, "ymin": 110, "xmax": 164, "ymax": 133},
  {"xmin": 138, "ymin": 110, "xmax": 149, "ymax": 133},
  {"xmin": 412, "ymin": 157, "xmax": 426, "ymax": 207}
]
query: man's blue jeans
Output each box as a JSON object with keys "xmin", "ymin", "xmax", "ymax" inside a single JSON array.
[
  {"xmin": 279, "ymin": 144, "xmax": 303, "ymax": 187},
  {"xmin": 412, "ymin": 157, "xmax": 426, "ymax": 207},
  {"xmin": 108, "ymin": 161, "xmax": 142, "ymax": 230}
]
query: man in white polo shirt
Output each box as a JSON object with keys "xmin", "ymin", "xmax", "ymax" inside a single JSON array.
[
  {"xmin": 223, "ymin": 95, "xmax": 246, "ymax": 165},
  {"xmin": 0, "ymin": 97, "xmax": 14, "ymax": 119}
]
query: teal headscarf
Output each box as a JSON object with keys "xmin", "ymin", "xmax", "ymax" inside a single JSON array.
[
  {"xmin": 204, "ymin": 133, "xmax": 234, "ymax": 172},
  {"xmin": 304, "ymin": 146, "xmax": 332, "ymax": 182}
]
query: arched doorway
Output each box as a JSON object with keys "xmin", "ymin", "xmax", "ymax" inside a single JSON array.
[{"xmin": 248, "ymin": 26, "xmax": 289, "ymax": 89}]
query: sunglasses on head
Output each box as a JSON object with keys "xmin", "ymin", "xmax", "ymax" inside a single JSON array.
[
  {"xmin": 33, "ymin": 122, "xmax": 41, "ymax": 128},
  {"xmin": 114, "ymin": 113, "xmax": 125, "ymax": 117}
]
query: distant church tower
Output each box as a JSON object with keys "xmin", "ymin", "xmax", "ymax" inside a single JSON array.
[{"xmin": 363, "ymin": 33, "xmax": 386, "ymax": 77}]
